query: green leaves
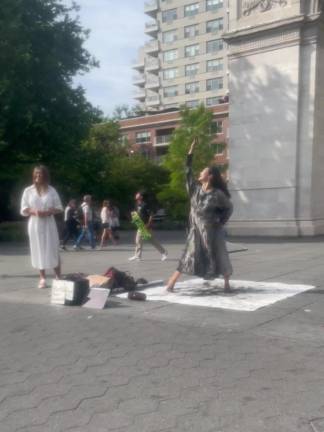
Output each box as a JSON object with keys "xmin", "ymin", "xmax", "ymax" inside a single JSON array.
[
  {"xmin": 0, "ymin": 0, "xmax": 101, "ymax": 219},
  {"xmin": 158, "ymin": 105, "xmax": 217, "ymax": 220}
]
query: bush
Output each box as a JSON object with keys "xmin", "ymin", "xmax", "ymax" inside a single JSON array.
[{"xmin": 0, "ymin": 221, "xmax": 27, "ymax": 242}]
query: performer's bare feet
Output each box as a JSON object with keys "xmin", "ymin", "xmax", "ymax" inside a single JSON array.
[
  {"xmin": 224, "ymin": 276, "xmax": 232, "ymax": 293},
  {"xmin": 165, "ymin": 270, "xmax": 181, "ymax": 293}
]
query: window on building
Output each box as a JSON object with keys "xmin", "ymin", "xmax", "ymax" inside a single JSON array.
[
  {"xmin": 163, "ymin": 29, "xmax": 178, "ymax": 43},
  {"xmin": 213, "ymin": 120, "xmax": 223, "ymax": 133},
  {"xmin": 162, "ymin": 8, "xmax": 177, "ymax": 23},
  {"xmin": 184, "ymin": 3, "xmax": 199, "ymax": 17},
  {"xmin": 206, "ymin": 58, "xmax": 223, "ymax": 72},
  {"xmin": 185, "ymin": 63, "xmax": 199, "ymax": 77},
  {"xmin": 206, "ymin": 18, "xmax": 223, "ymax": 33},
  {"xmin": 213, "ymin": 143, "xmax": 224, "ymax": 155},
  {"xmin": 163, "ymin": 49, "xmax": 178, "ymax": 62},
  {"xmin": 120, "ymin": 134, "xmax": 129, "ymax": 146},
  {"xmin": 136, "ymin": 131, "xmax": 151, "ymax": 144},
  {"xmin": 164, "ymin": 85, "xmax": 178, "ymax": 97},
  {"xmin": 184, "ymin": 24, "xmax": 199, "ymax": 38},
  {"xmin": 206, "ymin": 0, "xmax": 224, "ymax": 11},
  {"xmin": 185, "ymin": 44, "xmax": 200, "ymax": 57},
  {"xmin": 206, "ymin": 39, "xmax": 223, "ymax": 53},
  {"xmin": 163, "ymin": 67, "xmax": 179, "ymax": 80},
  {"xmin": 206, "ymin": 77, "xmax": 223, "ymax": 91},
  {"xmin": 185, "ymin": 82, "xmax": 199, "ymax": 94},
  {"xmin": 206, "ymin": 97, "xmax": 219, "ymax": 106},
  {"xmin": 186, "ymin": 100, "xmax": 199, "ymax": 108}
]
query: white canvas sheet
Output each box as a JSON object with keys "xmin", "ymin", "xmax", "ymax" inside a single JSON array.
[{"xmin": 117, "ymin": 278, "xmax": 314, "ymax": 311}]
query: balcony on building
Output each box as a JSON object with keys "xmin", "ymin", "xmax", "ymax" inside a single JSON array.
[
  {"xmin": 146, "ymin": 58, "xmax": 160, "ymax": 73},
  {"xmin": 132, "ymin": 47, "xmax": 145, "ymax": 71},
  {"xmin": 154, "ymin": 129, "xmax": 174, "ymax": 147},
  {"xmin": 145, "ymin": 39, "xmax": 159, "ymax": 56},
  {"xmin": 145, "ymin": 21, "xmax": 159, "ymax": 37},
  {"xmin": 132, "ymin": 58, "xmax": 145, "ymax": 71},
  {"xmin": 134, "ymin": 89, "xmax": 146, "ymax": 101},
  {"xmin": 133, "ymin": 73, "xmax": 145, "ymax": 87},
  {"xmin": 144, "ymin": 0, "xmax": 158, "ymax": 17},
  {"xmin": 146, "ymin": 78, "xmax": 160, "ymax": 90},
  {"xmin": 146, "ymin": 95, "xmax": 160, "ymax": 107}
]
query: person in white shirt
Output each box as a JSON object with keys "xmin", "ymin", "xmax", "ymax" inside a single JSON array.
[
  {"xmin": 100, "ymin": 200, "xmax": 119, "ymax": 248},
  {"xmin": 20, "ymin": 165, "xmax": 63, "ymax": 289},
  {"xmin": 73, "ymin": 195, "xmax": 96, "ymax": 250}
]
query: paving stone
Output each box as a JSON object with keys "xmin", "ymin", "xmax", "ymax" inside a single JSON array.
[{"xmin": 1, "ymin": 236, "xmax": 324, "ymax": 432}]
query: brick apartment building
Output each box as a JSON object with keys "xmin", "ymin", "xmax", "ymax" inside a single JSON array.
[{"xmin": 119, "ymin": 103, "xmax": 229, "ymax": 170}]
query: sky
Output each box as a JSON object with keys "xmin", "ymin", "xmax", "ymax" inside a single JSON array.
[{"xmin": 64, "ymin": 0, "xmax": 146, "ymax": 116}]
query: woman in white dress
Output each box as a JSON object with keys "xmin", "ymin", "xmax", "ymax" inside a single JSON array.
[{"xmin": 20, "ymin": 166, "xmax": 63, "ymax": 288}]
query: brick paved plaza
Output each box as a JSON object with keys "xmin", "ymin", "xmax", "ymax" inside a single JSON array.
[{"xmin": 1, "ymin": 232, "xmax": 324, "ymax": 432}]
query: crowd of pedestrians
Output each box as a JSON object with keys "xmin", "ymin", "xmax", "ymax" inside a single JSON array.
[{"xmin": 61, "ymin": 194, "xmax": 120, "ymax": 251}]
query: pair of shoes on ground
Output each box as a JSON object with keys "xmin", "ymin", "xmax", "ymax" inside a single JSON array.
[{"xmin": 128, "ymin": 252, "xmax": 168, "ymax": 262}]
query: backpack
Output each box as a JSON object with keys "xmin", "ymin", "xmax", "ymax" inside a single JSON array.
[{"xmin": 103, "ymin": 267, "xmax": 137, "ymax": 292}]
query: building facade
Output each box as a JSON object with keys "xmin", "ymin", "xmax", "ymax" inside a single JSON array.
[
  {"xmin": 119, "ymin": 104, "xmax": 229, "ymax": 169},
  {"xmin": 225, "ymin": 0, "xmax": 324, "ymax": 236},
  {"xmin": 133, "ymin": 0, "xmax": 229, "ymax": 110}
]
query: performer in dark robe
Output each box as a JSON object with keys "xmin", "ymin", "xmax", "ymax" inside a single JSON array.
[{"xmin": 166, "ymin": 139, "xmax": 233, "ymax": 293}]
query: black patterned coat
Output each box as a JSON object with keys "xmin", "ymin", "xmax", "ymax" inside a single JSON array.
[{"xmin": 177, "ymin": 154, "xmax": 233, "ymax": 278}]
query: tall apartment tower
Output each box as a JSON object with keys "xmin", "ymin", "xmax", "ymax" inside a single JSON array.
[{"xmin": 133, "ymin": 0, "xmax": 228, "ymax": 110}]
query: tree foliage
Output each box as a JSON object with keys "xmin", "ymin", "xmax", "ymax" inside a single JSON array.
[
  {"xmin": 0, "ymin": 0, "xmax": 101, "ymax": 219},
  {"xmin": 112, "ymin": 104, "xmax": 145, "ymax": 120},
  {"xmin": 158, "ymin": 105, "xmax": 220, "ymax": 220},
  {"xmin": 78, "ymin": 122, "xmax": 168, "ymax": 215}
]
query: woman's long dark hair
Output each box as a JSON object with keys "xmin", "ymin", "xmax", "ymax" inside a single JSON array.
[{"xmin": 208, "ymin": 166, "xmax": 231, "ymax": 198}]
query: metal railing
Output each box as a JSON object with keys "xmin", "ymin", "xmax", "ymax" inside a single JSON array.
[
  {"xmin": 145, "ymin": 21, "xmax": 158, "ymax": 31},
  {"xmin": 146, "ymin": 58, "xmax": 159, "ymax": 70},
  {"xmin": 155, "ymin": 135, "xmax": 172, "ymax": 146},
  {"xmin": 144, "ymin": 0, "xmax": 158, "ymax": 11},
  {"xmin": 145, "ymin": 40, "xmax": 159, "ymax": 52}
]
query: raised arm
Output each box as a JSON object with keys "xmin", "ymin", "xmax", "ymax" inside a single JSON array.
[{"xmin": 186, "ymin": 139, "xmax": 197, "ymax": 196}]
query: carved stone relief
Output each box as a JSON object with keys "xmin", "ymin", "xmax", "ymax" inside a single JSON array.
[{"xmin": 242, "ymin": 0, "xmax": 288, "ymax": 16}]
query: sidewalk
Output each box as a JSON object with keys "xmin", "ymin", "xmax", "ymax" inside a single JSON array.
[{"xmin": 0, "ymin": 232, "xmax": 324, "ymax": 432}]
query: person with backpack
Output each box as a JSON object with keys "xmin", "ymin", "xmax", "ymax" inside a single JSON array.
[
  {"xmin": 61, "ymin": 199, "xmax": 79, "ymax": 250},
  {"xmin": 73, "ymin": 195, "xmax": 96, "ymax": 250}
]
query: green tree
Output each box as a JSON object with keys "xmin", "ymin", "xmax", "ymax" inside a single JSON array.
[
  {"xmin": 158, "ymin": 104, "xmax": 222, "ymax": 220},
  {"xmin": 0, "ymin": 0, "xmax": 101, "ymax": 219},
  {"xmin": 69, "ymin": 121, "xmax": 168, "ymax": 217},
  {"xmin": 112, "ymin": 104, "xmax": 145, "ymax": 120}
]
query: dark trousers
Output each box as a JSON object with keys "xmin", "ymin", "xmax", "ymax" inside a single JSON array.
[{"xmin": 62, "ymin": 220, "xmax": 79, "ymax": 246}]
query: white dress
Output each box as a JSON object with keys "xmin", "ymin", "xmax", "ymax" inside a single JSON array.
[{"xmin": 20, "ymin": 185, "xmax": 63, "ymax": 270}]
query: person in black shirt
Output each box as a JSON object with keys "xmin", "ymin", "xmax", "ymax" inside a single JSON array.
[
  {"xmin": 61, "ymin": 199, "xmax": 79, "ymax": 249},
  {"xmin": 128, "ymin": 192, "xmax": 168, "ymax": 261}
]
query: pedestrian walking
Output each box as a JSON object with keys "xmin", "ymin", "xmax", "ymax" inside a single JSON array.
[
  {"xmin": 166, "ymin": 139, "xmax": 233, "ymax": 293},
  {"xmin": 73, "ymin": 195, "xmax": 96, "ymax": 250},
  {"xmin": 128, "ymin": 192, "xmax": 168, "ymax": 261},
  {"xmin": 108, "ymin": 201, "xmax": 120, "ymax": 243},
  {"xmin": 61, "ymin": 199, "xmax": 79, "ymax": 249},
  {"xmin": 99, "ymin": 200, "xmax": 117, "ymax": 248},
  {"xmin": 20, "ymin": 165, "xmax": 63, "ymax": 289}
]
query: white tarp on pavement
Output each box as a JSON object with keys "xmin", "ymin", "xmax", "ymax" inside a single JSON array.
[{"xmin": 117, "ymin": 278, "xmax": 314, "ymax": 311}]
